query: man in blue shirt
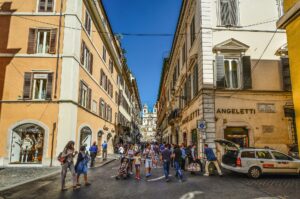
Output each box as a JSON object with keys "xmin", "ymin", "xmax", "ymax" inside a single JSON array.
[
  {"xmin": 204, "ymin": 144, "xmax": 223, "ymax": 176},
  {"xmin": 102, "ymin": 141, "xmax": 108, "ymax": 161},
  {"xmin": 89, "ymin": 142, "xmax": 98, "ymax": 167}
]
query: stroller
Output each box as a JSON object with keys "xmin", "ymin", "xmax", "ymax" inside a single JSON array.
[{"xmin": 115, "ymin": 157, "xmax": 130, "ymax": 180}]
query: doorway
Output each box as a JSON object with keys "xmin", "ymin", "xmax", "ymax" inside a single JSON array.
[{"xmin": 224, "ymin": 127, "xmax": 249, "ymax": 148}]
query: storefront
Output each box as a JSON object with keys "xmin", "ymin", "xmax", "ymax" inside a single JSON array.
[
  {"xmin": 224, "ymin": 127, "xmax": 249, "ymax": 148},
  {"xmin": 79, "ymin": 126, "xmax": 92, "ymax": 150},
  {"xmin": 10, "ymin": 123, "xmax": 45, "ymax": 164}
]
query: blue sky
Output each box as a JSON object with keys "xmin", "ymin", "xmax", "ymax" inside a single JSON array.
[{"xmin": 102, "ymin": 0, "xmax": 182, "ymax": 107}]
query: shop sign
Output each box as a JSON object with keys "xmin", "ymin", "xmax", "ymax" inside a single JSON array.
[
  {"xmin": 216, "ymin": 108, "xmax": 256, "ymax": 114},
  {"xmin": 182, "ymin": 109, "xmax": 200, "ymax": 125}
]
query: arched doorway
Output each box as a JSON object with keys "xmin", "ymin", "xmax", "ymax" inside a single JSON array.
[
  {"xmin": 10, "ymin": 123, "xmax": 45, "ymax": 164},
  {"xmin": 79, "ymin": 127, "xmax": 92, "ymax": 150}
]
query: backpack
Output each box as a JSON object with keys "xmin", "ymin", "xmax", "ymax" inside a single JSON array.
[{"xmin": 57, "ymin": 152, "xmax": 65, "ymax": 164}]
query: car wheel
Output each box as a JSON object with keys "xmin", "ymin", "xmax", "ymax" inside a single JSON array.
[{"xmin": 248, "ymin": 167, "xmax": 261, "ymax": 179}]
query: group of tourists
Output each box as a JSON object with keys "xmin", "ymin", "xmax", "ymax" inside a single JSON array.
[
  {"xmin": 57, "ymin": 140, "xmax": 223, "ymax": 191},
  {"xmin": 58, "ymin": 140, "xmax": 108, "ymax": 191}
]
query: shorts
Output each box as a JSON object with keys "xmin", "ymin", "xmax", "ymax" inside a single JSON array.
[
  {"xmin": 145, "ymin": 159, "xmax": 152, "ymax": 168},
  {"xmin": 135, "ymin": 164, "xmax": 141, "ymax": 169}
]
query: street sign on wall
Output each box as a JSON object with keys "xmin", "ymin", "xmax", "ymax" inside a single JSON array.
[{"xmin": 197, "ymin": 120, "xmax": 206, "ymax": 131}]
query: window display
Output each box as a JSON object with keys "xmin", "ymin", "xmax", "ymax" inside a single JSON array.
[{"xmin": 10, "ymin": 124, "xmax": 45, "ymax": 164}]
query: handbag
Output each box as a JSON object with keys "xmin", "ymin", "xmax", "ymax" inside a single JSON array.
[{"xmin": 187, "ymin": 163, "xmax": 201, "ymax": 172}]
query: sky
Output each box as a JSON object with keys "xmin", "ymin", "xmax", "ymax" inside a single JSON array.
[{"xmin": 102, "ymin": 0, "xmax": 182, "ymax": 108}]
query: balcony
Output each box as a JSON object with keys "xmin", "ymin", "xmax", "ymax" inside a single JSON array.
[{"xmin": 168, "ymin": 108, "xmax": 182, "ymax": 125}]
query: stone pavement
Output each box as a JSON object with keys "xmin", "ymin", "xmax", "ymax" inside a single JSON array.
[{"xmin": 0, "ymin": 154, "xmax": 118, "ymax": 192}]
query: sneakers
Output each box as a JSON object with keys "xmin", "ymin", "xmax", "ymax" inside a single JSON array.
[
  {"xmin": 203, "ymin": 173, "xmax": 209, "ymax": 176},
  {"xmin": 146, "ymin": 173, "xmax": 151, "ymax": 178}
]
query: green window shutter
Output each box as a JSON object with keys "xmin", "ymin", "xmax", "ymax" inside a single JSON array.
[
  {"xmin": 216, "ymin": 55, "xmax": 225, "ymax": 88},
  {"xmin": 242, "ymin": 56, "xmax": 252, "ymax": 89}
]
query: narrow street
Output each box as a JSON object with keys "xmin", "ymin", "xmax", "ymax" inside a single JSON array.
[{"xmin": 1, "ymin": 160, "xmax": 299, "ymax": 199}]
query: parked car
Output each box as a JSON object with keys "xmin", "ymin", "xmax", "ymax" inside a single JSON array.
[
  {"xmin": 215, "ymin": 139, "xmax": 300, "ymax": 179},
  {"xmin": 288, "ymin": 145, "xmax": 299, "ymax": 159}
]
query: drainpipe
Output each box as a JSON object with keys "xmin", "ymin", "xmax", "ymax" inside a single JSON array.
[{"xmin": 50, "ymin": 122, "xmax": 57, "ymax": 167}]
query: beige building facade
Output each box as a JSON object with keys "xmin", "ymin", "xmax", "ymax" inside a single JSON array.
[
  {"xmin": 157, "ymin": 0, "xmax": 294, "ymax": 157},
  {"xmin": 0, "ymin": 0, "xmax": 139, "ymax": 167}
]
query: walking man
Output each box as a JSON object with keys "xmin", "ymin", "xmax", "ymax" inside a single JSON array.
[
  {"xmin": 143, "ymin": 143, "xmax": 154, "ymax": 178},
  {"xmin": 89, "ymin": 141, "xmax": 98, "ymax": 167},
  {"xmin": 203, "ymin": 144, "xmax": 223, "ymax": 176},
  {"xmin": 102, "ymin": 141, "xmax": 108, "ymax": 161},
  {"xmin": 161, "ymin": 144, "xmax": 171, "ymax": 182},
  {"xmin": 181, "ymin": 144, "xmax": 187, "ymax": 171},
  {"xmin": 173, "ymin": 145, "xmax": 183, "ymax": 182}
]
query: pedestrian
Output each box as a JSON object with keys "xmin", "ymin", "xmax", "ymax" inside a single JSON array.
[
  {"xmin": 118, "ymin": 144, "xmax": 125, "ymax": 162},
  {"xmin": 153, "ymin": 143, "xmax": 160, "ymax": 168},
  {"xmin": 170, "ymin": 144, "xmax": 175, "ymax": 168},
  {"xmin": 127, "ymin": 144, "xmax": 135, "ymax": 175},
  {"xmin": 161, "ymin": 144, "xmax": 172, "ymax": 182},
  {"xmin": 143, "ymin": 143, "xmax": 154, "ymax": 177},
  {"xmin": 181, "ymin": 144, "xmax": 187, "ymax": 171},
  {"xmin": 89, "ymin": 141, "xmax": 98, "ymax": 167},
  {"xmin": 75, "ymin": 145, "xmax": 91, "ymax": 186},
  {"xmin": 102, "ymin": 141, "xmax": 108, "ymax": 161},
  {"xmin": 173, "ymin": 144, "xmax": 183, "ymax": 182},
  {"xmin": 203, "ymin": 144, "xmax": 223, "ymax": 177},
  {"xmin": 133, "ymin": 151, "xmax": 142, "ymax": 180},
  {"xmin": 59, "ymin": 141, "xmax": 79, "ymax": 191}
]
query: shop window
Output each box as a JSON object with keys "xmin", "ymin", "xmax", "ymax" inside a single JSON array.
[
  {"xmin": 38, "ymin": 0, "xmax": 54, "ymax": 12},
  {"xmin": 80, "ymin": 127, "xmax": 92, "ymax": 149},
  {"xmin": 219, "ymin": 0, "xmax": 239, "ymax": 27},
  {"xmin": 10, "ymin": 123, "xmax": 45, "ymax": 164}
]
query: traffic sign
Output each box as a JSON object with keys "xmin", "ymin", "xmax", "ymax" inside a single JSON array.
[{"xmin": 197, "ymin": 120, "xmax": 206, "ymax": 131}]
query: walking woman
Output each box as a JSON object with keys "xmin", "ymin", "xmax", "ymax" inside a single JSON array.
[
  {"xmin": 75, "ymin": 145, "xmax": 91, "ymax": 186},
  {"xmin": 60, "ymin": 141, "xmax": 79, "ymax": 191}
]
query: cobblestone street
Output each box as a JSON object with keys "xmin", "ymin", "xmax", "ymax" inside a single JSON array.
[{"xmin": 1, "ymin": 160, "xmax": 299, "ymax": 199}]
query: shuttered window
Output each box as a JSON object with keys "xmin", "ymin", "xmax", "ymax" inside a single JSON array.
[
  {"xmin": 216, "ymin": 55, "xmax": 225, "ymax": 88},
  {"xmin": 99, "ymin": 98, "xmax": 105, "ymax": 118},
  {"xmin": 193, "ymin": 64, "xmax": 199, "ymax": 97},
  {"xmin": 224, "ymin": 59, "xmax": 239, "ymax": 89},
  {"xmin": 79, "ymin": 81, "xmax": 91, "ymax": 109},
  {"xmin": 80, "ymin": 41, "xmax": 93, "ymax": 74},
  {"xmin": 190, "ymin": 17, "xmax": 195, "ymax": 47},
  {"xmin": 182, "ymin": 42, "xmax": 186, "ymax": 66},
  {"xmin": 220, "ymin": 0, "xmax": 238, "ymax": 26},
  {"xmin": 281, "ymin": 57, "xmax": 291, "ymax": 91},
  {"xmin": 27, "ymin": 28, "xmax": 57, "ymax": 54},
  {"xmin": 102, "ymin": 46, "xmax": 107, "ymax": 62},
  {"xmin": 23, "ymin": 72, "xmax": 53, "ymax": 100},
  {"xmin": 84, "ymin": 11, "xmax": 92, "ymax": 36},
  {"xmin": 38, "ymin": 0, "xmax": 54, "ymax": 12},
  {"xmin": 242, "ymin": 56, "xmax": 252, "ymax": 89},
  {"xmin": 109, "ymin": 59, "xmax": 114, "ymax": 73}
]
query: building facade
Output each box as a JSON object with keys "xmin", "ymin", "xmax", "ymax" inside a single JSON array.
[
  {"xmin": 140, "ymin": 104, "xmax": 157, "ymax": 142},
  {"xmin": 0, "ymin": 0, "xmax": 139, "ymax": 167},
  {"xmin": 157, "ymin": 0, "xmax": 294, "ymax": 158},
  {"xmin": 277, "ymin": 0, "xmax": 300, "ymax": 154}
]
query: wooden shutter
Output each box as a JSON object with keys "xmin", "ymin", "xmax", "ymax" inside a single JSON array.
[
  {"xmin": 281, "ymin": 57, "xmax": 291, "ymax": 91},
  {"xmin": 89, "ymin": 53, "xmax": 93, "ymax": 74},
  {"xmin": 80, "ymin": 42, "xmax": 85, "ymax": 65},
  {"xmin": 216, "ymin": 55, "xmax": 225, "ymax": 88},
  {"xmin": 242, "ymin": 56, "xmax": 252, "ymax": 89},
  {"xmin": 23, "ymin": 72, "xmax": 32, "ymax": 99},
  {"xmin": 49, "ymin": 29, "xmax": 57, "ymax": 54},
  {"xmin": 229, "ymin": 0, "xmax": 238, "ymax": 26},
  {"xmin": 27, "ymin": 28, "xmax": 37, "ymax": 54},
  {"xmin": 47, "ymin": 0, "xmax": 54, "ymax": 12},
  {"xmin": 87, "ymin": 88, "xmax": 92, "ymax": 110},
  {"xmin": 78, "ymin": 81, "xmax": 83, "ymax": 105},
  {"xmin": 46, "ymin": 73, "xmax": 53, "ymax": 99}
]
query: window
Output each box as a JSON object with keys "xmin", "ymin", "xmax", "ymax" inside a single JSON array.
[
  {"xmin": 182, "ymin": 42, "xmax": 186, "ymax": 66},
  {"xmin": 115, "ymin": 92, "xmax": 119, "ymax": 104},
  {"xmin": 100, "ymin": 99, "xmax": 105, "ymax": 118},
  {"xmin": 38, "ymin": 0, "xmax": 54, "ymax": 12},
  {"xmin": 27, "ymin": 28, "xmax": 57, "ymax": 54},
  {"xmin": 84, "ymin": 11, "xmax": 92, "ymax": 36},
  {"xmin": 109, "ymin": 59, "xmax": 114, "ymax": 73},
  {"xmin": 241, "ymin": 151, "xmax": 255, "ymax": 158},
  {"xmin": 256, "ymin": 151, "xmax": 273, "ymax": 159},
  {"xmin": 79, "ymin": 81, "xmax": 91, "ymax": 109},
  {"xmin": 102, "ymin": 46, "xmax": 107, "ymax": 62},
  {"xmin": 92, "ymin": 100, "xmax": 97, "ymax": 113},
  {"xmin": 192, "ymin": 64, "xmax": 198, "ymax": 98},
  {"xmin": 81, "ymin": 42, "xmax": 93, "ymax": 74},
  {"xmin": 23, "ymin": 72, "xmax": 53, "ymax": 100},
  {"xmin": 272, "ymin": 151, "xmax": 293, "ymax": 161},
  {"xmin": 190, "ymin": 17, "xmax": 195, "ymax": 47},
  {"xmin": 32, "ymin": 74, "xmax": 48, "ymax": 100},
  {"xmin": 219, "ymin": 0, "xmax": 239, "ymax": 26},
  {"xmin": 224, "ymin": 59, "xmax": 239, "ymax": 89}
]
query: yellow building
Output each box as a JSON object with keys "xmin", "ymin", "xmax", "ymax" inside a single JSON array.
[
  {"xmin": 0, "ymin": 0, "xmax": 137, "ymax": 167},
  {"xmin": 277, "ymin": 0, "xmax": 300, "ymax": 154}
]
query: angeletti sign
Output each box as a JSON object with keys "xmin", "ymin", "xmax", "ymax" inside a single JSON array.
[{"xmin": 216, "ymin": 108, "xmax": 256, "ymax": 114}]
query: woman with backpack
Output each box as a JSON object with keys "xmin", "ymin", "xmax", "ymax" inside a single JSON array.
[
  {"xmin": 75, "ymin": 145, "xmax": 91, "ymax": 186},
  {"xmin": 59, "ymin": 141, "xmax": 79, "ymax": 191}
]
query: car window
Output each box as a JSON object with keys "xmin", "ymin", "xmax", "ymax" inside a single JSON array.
[
  {"xmin": 256, "ymin": 151, "xmax": 273, "ymax": 159},
  {"xmin": 272, "ymin": 151, "xmax": 293, "ymax": 161},
  {"xmin": 241, "ymin": 151, "xmax": 255, "ymax": 158}
]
